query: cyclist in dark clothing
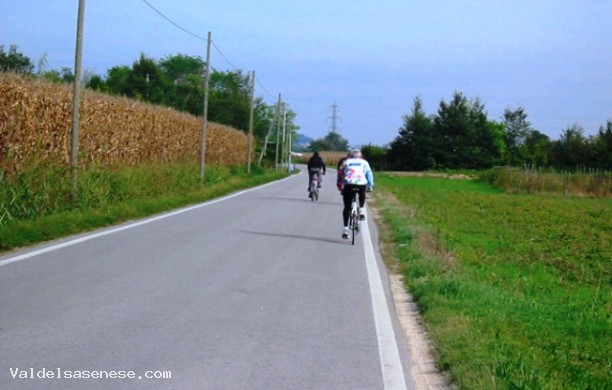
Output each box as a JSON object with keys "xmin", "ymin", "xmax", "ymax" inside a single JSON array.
[
  {"xmin": 337, "ymin": 151, "xmax": 351, "ymax": 170},
  {"xmin": 307, "ymin": 151, "xmax": 326, "ymax": 191}
]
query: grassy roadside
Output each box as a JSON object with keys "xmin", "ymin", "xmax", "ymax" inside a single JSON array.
[
  {"xmin": 371, "ymin": 173, "xmax": 611, "ymax": 389},
  {"xmin": 0, "ymin": 164, "xmax": 288, "ymax": 254}
]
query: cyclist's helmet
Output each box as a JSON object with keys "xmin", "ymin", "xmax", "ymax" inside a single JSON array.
[{"xmin": 350, "ymin": 148, "xmax": 362, "ymax": 158}]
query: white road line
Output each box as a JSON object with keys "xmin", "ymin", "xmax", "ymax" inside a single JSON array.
[
  {"xmin": 0, "ymin": 174, "xmax": 298, "ymax": 267},
  {"xmin": 362, "ymin": 212, "xmax": 408, "ymax": 390}
]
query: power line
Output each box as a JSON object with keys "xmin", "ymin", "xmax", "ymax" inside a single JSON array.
[
  {"xmin": 210, "ymin": 41, "xmax": 238, "ymax": 71},
  {"xmin": 139, "ymin": 0, "xmax": 206, "ymax": 41},
  {"xmin": 138, "ymin": 0, "xmax": 277, "ymax": 101},
  {"xmin": 256, "ymin": 79, "xmax": 274, "ymax": 99},
  {"xmin": 210, "ymin": 41, "xmax": 274, "ymax": 99}
]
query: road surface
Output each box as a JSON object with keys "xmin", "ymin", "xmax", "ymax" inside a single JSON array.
[{"xmin": 0, "ymin": 169, "xmax": 415, "ymax": 389}]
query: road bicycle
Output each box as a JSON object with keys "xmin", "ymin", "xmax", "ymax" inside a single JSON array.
[
  {"xmin": 347, "ymin": 186, "xmax": 372, "ymax": 244},
  {"xmin": 348, "ymin": 187, "xmax": 361, "ymax": 245},
  {"xmin": 308, "ymin": 169, "xmax": 324, "ymax": 201},
  {"xmin": 309, "ymin": 174, "xmax": 320, "ymax": 201}
]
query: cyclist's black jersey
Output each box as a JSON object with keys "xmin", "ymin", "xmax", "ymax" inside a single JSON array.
[{"xmin": 307, "ymin": 156, "xmax": 326, "ymax": 173}]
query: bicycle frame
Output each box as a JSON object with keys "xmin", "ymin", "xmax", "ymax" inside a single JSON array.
[
  {"xmin": 349, "ymin": 188, "xmax": 361, "ymax": 245},
  {"xmin": 309, "ymin": 175, "xmax": 319, "ymax": 201}
]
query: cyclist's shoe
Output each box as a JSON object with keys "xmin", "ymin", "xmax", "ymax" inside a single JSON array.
[
  {"xmin": 342, "ymin": 227, "xmax": 350, "ymax": 240},
  {"xmin": 359, "ymin": 210, "xmax": 366, "ymax": 221}
]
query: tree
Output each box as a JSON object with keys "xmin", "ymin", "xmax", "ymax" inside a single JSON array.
[
  {"xmin": 590, "ymin": 120, "xmax": 612, "ymax": 170},
  {"xmin": 159, "ymin": 53, "xmax": 204, "ymax": 82},
  {"xmin": 361, "ymin": 143, "xmax": 388, "ymax": 170},
  {"xmin": 524, "ymin": 130, "xmax": 551, "ymax": 167},
  {"xmin": 309, "ymin": 131, "xmax": 349, "ymax": 152},
  {"xmin": 257, "ymin": 101, "xmax": 284, "ymax": 163},
  {"xmin": 105, "ymin": 65, "xmax": 133, "ymax": 96},
  {"xmin": 39, "ymin": 67, "xmax": 75, "ymax": 84},
  {"xmin": 0, "ymin": 44, "xmax": 34, "ymax": 73},
  {"xmin": 158, "ymin": 54, "xmax": 205, "ymax": 115},
  {"xmin": 487, "ymin": 120, "xmax": 507, "ymax": 164},
  {"xmin": 284, "ymin": 106, "xmax": 301, "ymax": 151},
  {"xmin": 253, "ymin": 99, "xmax": 275, "ymax": 141},
  {"xmin": 128, "ymin": 53, "xmax": 169, "ymax": 104},
  {"xmin": 388, "ymin": 97, "xmax": 435, "ymax": 170},
  {"xmin": 208, "ymin": 70, "xmax": 251, "ymax": 131},
  {"xmin": 552, "ymin": 124, "xmax": 588, "ymax": 168},
  {"xmin": 433, "ymin": 92, "xmax": 503, "ymax": 169},
  {"xmin": 98, "ymin": 53, "xmax": 169, "ymax": 104},
  {"xmin": 168, "ymin": 73, "xmax": 203, "ymax": 115},
  {"xmin": 86, "ymin": 73, "xmax": 107, "ymax": 92},
  {"xmin": 502, "ymin": 106, "xmax": 533, "ymax": 165}
]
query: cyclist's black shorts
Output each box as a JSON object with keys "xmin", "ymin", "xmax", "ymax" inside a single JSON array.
[{"xmin": 342, "ymin": 184, "xmax": 366, "ymax": 209}]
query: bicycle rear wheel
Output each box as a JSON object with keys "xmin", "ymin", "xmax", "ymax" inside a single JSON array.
[
  {"xmin": 350, "ymin": 214, "xmax": 356, "ymax": 245},
  {"xmin": 309, "ymin": 181, "xmax": 316, "ymax": 201}
]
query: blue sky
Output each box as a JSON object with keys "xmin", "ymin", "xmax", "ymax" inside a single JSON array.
[{"xmin": 2, "ymin": 0, "xmax": 611, "ymax": 146}]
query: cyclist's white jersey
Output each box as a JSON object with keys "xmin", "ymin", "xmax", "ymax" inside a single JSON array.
[{"xmin": 340, "ymin": 158, "xmax": 374, "ymax": 186}]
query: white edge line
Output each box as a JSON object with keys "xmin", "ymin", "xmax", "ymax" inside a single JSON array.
[
  {"xmin": 0, "ymin": 174, "xmax": 298, "ymax": 267},
  {"xmin": 363, "ymin": 210, "xmax": 408, "ymax": 390}
]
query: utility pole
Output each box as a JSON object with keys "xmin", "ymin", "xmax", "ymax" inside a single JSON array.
[
  {"xmin": 247, "ymin": 70, "xmax": 255, "ymax": 173},
  {"xmin": 274, "ymin": 94, "xmax": 281, "ymax": 171},
  {"xmin": 287, "ymin": 127, "xmax": 292, "ymax": 172},
  {"xmin": 281, "ymin": 105, "xmax": 287, "ymax": 168},
  {"xmin": 200, "ymin": 31, "xmax": 212, "ymax": 181},
  {"xmin": 328, "ymin": 102, "xmax": 341, "ymax": 133},
  {"xmin": 70, "ymin": 0, "xmax": 86, "ymax": 196}
]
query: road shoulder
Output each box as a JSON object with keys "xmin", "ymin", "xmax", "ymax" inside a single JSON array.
[{"xmin": 368, "ymin": 196, "xmax": 455, "ymax": 390}]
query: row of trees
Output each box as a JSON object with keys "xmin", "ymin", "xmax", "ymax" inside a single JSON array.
[
  {"xmin": 307, "ymin": 131, "xmax": 350, "ymax": 152},
  {"xmin": 1, "ymin": 44, "xmax": 299, "ymax": 164},
  {"xmin": 374, "ymin": 93, "xmax": 611, "ymax": 171}
]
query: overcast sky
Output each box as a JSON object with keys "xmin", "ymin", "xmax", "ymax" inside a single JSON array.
[{"xmin": 2, "ymin": 0, "xmax": 611, "ymax": 146}]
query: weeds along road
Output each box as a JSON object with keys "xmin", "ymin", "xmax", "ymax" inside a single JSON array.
[{"xmin": 0, "ymin": 168, "xmax": 414, "ymax": 390}]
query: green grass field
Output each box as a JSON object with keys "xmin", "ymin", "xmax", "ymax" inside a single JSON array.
[
  {"xmin": 0, "ymin": 164, "xmax": 288, "ymax": 253},
  {"xmin": 374, "ymin": 173, "xmax": 611, "ymax": 389}
]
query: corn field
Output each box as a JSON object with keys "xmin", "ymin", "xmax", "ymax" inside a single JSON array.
[
  {"xmin": 301, "ymin": 151, "xmax": 348, "ymax": 168},
  {"xmin": 0, "ymin": 73, "xmax": 249, "ymax": 177}
]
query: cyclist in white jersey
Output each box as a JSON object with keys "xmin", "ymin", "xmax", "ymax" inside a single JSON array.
[{"xmin": 337, "ymin": 149, "xmax": 374, "ymax": 240}]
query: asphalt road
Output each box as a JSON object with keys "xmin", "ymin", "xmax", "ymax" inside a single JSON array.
[{"xmin": 0, "ymin": 169, "xmax": 415, "ymax": 390}]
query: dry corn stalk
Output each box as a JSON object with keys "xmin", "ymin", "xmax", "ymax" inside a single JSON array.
[{"xmin": 0, "ymin": 73, "xmax": 250, "ymax": 176}]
